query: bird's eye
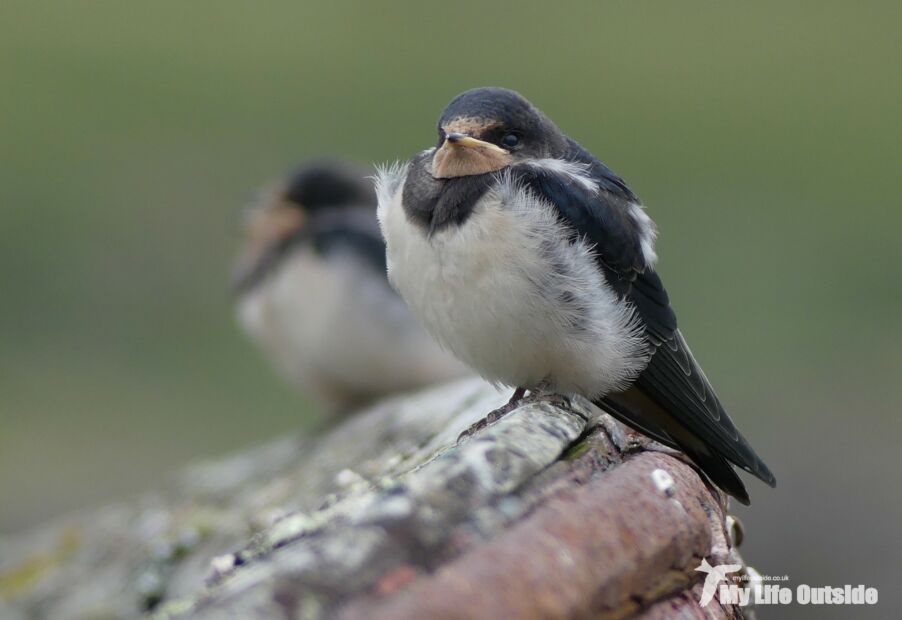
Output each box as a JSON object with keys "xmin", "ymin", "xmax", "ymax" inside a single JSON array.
[{"xmin": 500, "ymin": 133, "xmax": 520, "ymax": 148}]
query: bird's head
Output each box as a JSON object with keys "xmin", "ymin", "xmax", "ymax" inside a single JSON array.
[
  {"xmin": 233, "ymin": 160, "xmax": 374, "ymax": 292},
  {"xmin": 431, "ymin": 87, "xmax": 566, "ymax": 179},
  {"xmin": 243, "ymin": 160, "xmax": 373, "ymax": 248}
]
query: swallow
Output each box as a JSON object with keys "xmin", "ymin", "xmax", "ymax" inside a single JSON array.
[
  {"xmin": 376, "ymin": 88, "xmax": 776, "ymax": 503},
  {"xmin": 233, "ymin": 159, "xmax": 467, "ymax": 411}
]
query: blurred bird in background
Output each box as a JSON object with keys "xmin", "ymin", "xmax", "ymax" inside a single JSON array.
[
  {"xmin": 233, "ymin": 159, "xmax": 467, "ymax": 412},
  {"xmin": 378, "ymin": 88, "xmax": 775, "ymax": 503}
]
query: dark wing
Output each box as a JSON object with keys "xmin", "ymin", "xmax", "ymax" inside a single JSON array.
[
  {"xmin": 514, "ymin": 147, "xmax": 646, "ymax": 278},
  {"xmin": 626, "ymin": 271, "xmax": 777, "ymax": 495},
  {"xmin": 513, "ymin": 145, "xmax": 775, "ymax": 503}
]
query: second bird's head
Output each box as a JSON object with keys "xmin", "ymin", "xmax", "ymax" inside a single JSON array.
[
  {"xmin": 430, "ymin": 87, "xmax": 566, "ymax": 179},
  {"xmin": 232, "ymin": 159, "xmax": 375, "ymax": 294}
]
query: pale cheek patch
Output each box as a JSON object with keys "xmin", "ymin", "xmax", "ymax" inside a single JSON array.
[
  {"xmin": 241, "ymin": 179, "xmax": 307, "ymax": 249},
  {"xmin": 525, "ymin": 159, "xmax": 599, "ymax": 194},
  {"xmin": 627, "ymin": 203, "xmax": 658, "ymax": 267}
]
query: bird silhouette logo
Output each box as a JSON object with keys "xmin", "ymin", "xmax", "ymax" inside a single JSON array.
[{"xmin": 695, "ymin": 558, "xmax": 743, "ymax": 606}]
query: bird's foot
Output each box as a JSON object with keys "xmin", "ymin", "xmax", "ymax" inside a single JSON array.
[
  {"xmin": 457, "ymin": 387, "xmax": 527, "ymax": 443},
  {"xmin": 524, "ymin": 380, "xmax": 570, "ymax": 409},
  {"xmin": 532, "ymin": 391, "xmax": 571, "ymax": 409}
]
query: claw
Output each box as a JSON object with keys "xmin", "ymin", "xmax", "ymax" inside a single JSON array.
[
  {"xmin": 455, "ymin": 386, "xmax": 572, "ymax": 444},
  {"xmin": 456, "ymin": 387, "xmax": 529, "ymax": 443}
]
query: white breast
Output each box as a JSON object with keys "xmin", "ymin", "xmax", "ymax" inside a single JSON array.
[
  {"xmin": 237, "ymin": 245, "xmax": 467, "ymax": 409},
  {"xmin": 377, "ymin": 166, "xmax": 649, "ymax": 399}
]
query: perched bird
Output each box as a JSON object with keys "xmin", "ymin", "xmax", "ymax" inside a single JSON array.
[
  {"xmin": 377, "ymin": 88, "xmax": 775, "ymax": 503},
  {"xmin": 233, "ymin": 159, "xmax": 467, "ymax": 411}
]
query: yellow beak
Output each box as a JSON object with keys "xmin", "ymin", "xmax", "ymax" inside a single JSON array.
[
  {"xmin": 445, "ymin": 132, "xmax": 509, "ymax": 154},
  {"xmin": 432, "ymin": 132, "xmax": 513, "ymax": 179}
]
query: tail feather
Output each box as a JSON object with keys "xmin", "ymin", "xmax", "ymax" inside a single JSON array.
[
  {"xmin": 678, "ymin": 441, "xmax": 750, "ymax": 505},
  {"xmin": 597, "ymin": 387, "xmax": 755, "ymax": 505}
]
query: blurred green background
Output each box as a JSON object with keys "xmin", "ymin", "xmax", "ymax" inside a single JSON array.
[{"xmin": 1, "ymin": 2, "xmax": 900, "ymax": 618}]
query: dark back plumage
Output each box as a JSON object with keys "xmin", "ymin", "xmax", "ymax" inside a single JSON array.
[{"xmin": 283, "ymin": 159, "xmax": 375, "ymax": 212}]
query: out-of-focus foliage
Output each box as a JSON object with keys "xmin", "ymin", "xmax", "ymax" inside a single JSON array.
[{"xmin": 1, "ymin": 3, "xmax": 900, "ymax": 618}]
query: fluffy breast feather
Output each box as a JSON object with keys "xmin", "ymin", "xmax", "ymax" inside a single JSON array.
[
  {"xmin": 237, "ymin": 241, "xmax": 466, "ymax": 407},
  {"xmin": 377, "ymin": 164, "xmax": 650, "ymax": 397}
]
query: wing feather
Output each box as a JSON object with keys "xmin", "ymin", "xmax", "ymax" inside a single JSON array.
[{"xmin": 512, "ymin": 152, "xmax": 776, "ymax": 492}]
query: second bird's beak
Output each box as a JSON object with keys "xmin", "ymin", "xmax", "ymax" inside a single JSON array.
[
  {"xmin": 432, "ymin": 133, "xmax": 512, "ymax": 179},
  {"xmin": 231, "ymin": 191, "xmax": 306, "ymax": 294}
]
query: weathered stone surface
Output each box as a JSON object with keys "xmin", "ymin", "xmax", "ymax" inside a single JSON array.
[{"xmin": 0, "ymin": 378, "xmax": 753, "ymax": 620}]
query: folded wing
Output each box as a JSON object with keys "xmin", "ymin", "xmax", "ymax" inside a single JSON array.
[{"xmin": 513, "ymin": 148, "xmax": 775, "ymax": 503}]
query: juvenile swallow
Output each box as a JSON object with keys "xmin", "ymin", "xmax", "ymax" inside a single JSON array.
[
  {"xmin": 377, "ymin": 88, "xmax": 775, "ymax": 503},
  {"xmin": 234, "ymin": 159, "xmax": 467, "ymax": 411}
]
